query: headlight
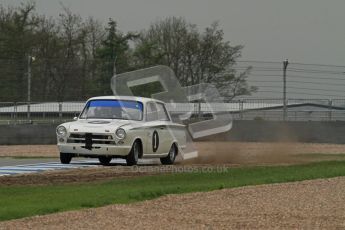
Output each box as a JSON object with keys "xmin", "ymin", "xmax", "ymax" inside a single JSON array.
[
  {"xmin": 115, "ymin": 128, "xmax": 126, "ymax": 139},
  {"xmin": 56, "ymin": 126, "xmax": 67, "ymax": 137}
]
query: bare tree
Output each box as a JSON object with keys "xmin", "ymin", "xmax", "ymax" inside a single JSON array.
[{"xmin": 133, "ymin": 17, "xmax": 257, "ymax": 99}]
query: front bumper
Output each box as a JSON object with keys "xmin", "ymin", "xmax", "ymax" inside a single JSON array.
[{"xmin": 57, "ymin": 143, "xmax": 131, "ymax": 156}]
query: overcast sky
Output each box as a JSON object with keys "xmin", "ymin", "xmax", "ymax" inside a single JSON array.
[
  {"xmin": 3, "ymin": 0, "xmax": 345, "ymax": 66},
  {"xmin": 3, "ymin": 0, "xmax": 345, "ymax": 99}
]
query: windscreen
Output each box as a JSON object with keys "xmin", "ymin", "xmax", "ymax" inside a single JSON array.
[{"xmin": 80, "ymin": 100, "xmax": 143, "ymax": 121}]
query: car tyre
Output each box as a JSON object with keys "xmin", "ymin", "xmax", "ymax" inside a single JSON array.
[
  {"xmin": 126, "ymin": 141, "xmax": 140, "ymax": 166},
  {"xmin": 160, "ymin": 144, "xmax": 177, "ymax": 165},
  {"xmin": 98, "ymin": 156, "xmax": 112, "ymax": 166},
  {"xmin": 60, "ymin": 152, "xmax": 72, "ymax": 164}
]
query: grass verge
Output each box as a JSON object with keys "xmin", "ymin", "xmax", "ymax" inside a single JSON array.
[
  {"xmin": 297, "ymin": 153, "xmax": 345, "ymax": 158},
  {"xmin": 1, "ymin": 160, "xmax": 345, "ymax": 221}
]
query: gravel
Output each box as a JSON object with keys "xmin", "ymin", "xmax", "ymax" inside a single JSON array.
[{"xmin": 2, "ymin": 177, "xmax": 345, "ymax": 229}]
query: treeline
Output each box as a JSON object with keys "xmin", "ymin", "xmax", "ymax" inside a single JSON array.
[{"xmin": 0, "ymin": 2, "xmax": 256, "ymax": 102}]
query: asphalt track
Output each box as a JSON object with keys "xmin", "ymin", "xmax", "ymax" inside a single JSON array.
[{"xmin": 0, "ymin": 158, "xmax": 159, "ymax": 176}]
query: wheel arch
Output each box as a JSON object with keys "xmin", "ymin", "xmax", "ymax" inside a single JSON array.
[
  {"xmin": 171, "ymin": 141, "xmax": 179, "ymax": 156},
  {"xmin": 133, "ymin": 138, "xmax": 143, "ymax": 158}
]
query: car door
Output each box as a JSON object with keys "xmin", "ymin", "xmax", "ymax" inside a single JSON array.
[{"xmin": 145, "ymin": 102, "xmax": 172, "ymax": 155}]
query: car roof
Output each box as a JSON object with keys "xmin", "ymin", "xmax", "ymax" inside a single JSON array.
[{"xmin": 86, "ymin": 95, "xmax": 165, "ymax": 104}]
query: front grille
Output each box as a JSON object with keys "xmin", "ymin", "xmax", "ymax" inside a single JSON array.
[{"xmin": 67, "ymin": 133, "xmax": 115, "ymax": 145}]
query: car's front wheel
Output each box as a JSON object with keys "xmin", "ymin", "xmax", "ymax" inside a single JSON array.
[
  {"xmin": 160, "ymin": 144, "xmax": 177, "ymax": 165},
  {"xmin": 98, "ymin": 156, "xmax": 112, "ymax": 166},
  {"xmin": 60, "ymin": 152, "xmax": 72, "ymax": 164},
  {"xmin": 126, "ymin": 141, "xmax": 140, "ymax": 166}
]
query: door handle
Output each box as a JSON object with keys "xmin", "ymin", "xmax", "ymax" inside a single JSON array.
[{"xmin": 159, "ymin": 127, "xmax": 165, "ymax": 130}]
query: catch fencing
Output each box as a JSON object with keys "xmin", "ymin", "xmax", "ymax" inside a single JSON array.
[{"xmin": 0, "ymin": 99, "xmax": 345, "ymax": 124}]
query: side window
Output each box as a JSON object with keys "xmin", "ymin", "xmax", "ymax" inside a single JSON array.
[
  {"xmin": 146, "ymin": 102, "xmax": 170, "ymax": 121},
  {"xmin": 146, "ymin": 102, "xmax": 158, "ymax": 121},
  {"xmin": 156, "ymin": 103, "xmax": 170, "ymax": 121}
]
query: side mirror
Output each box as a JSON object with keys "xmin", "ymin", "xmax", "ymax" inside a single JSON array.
[{"xmin": 73, "ymin": 117, "xmax": 78, "ymax": 121}]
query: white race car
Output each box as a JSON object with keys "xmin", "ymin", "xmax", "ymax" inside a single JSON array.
[{"xmin": 56, "ymin": 96, "xmax": 186, "ymax": 165}]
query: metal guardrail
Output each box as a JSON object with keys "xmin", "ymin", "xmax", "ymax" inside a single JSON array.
[
  {"xmin": 0, "ymin": 99, "xmax": 345, "ymax": 124},
  {"xmin": 0, "ymin": 102, "xmax": 83, "ymax": 124}
]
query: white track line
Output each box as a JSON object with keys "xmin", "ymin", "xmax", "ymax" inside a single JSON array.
[
  {"xmin": 0, "ymin": 174, "xmax": 11, "ymax": 176},
  {"xmin": 0, "ymin": 159, "xmax": 161, "ymax": 177},
  {"xmin": 0, "ymin": 160, "xmax": 100, "ymax": 177}
]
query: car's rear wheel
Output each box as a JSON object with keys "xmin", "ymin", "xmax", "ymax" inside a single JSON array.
[
  {"xmin": 98, "ymin": 156, "xmax": 112, "ymax": 166},
  {"xmin": 126, "ymin": 141, "xmax": 140, "ymax": 166},
  {"xmin": 160, "ymin": 144, "xmax": 177, "ymax": 165},
  {"xmin": 60, "ymin": 152, "xmax": 72, "ymax": 164}
]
